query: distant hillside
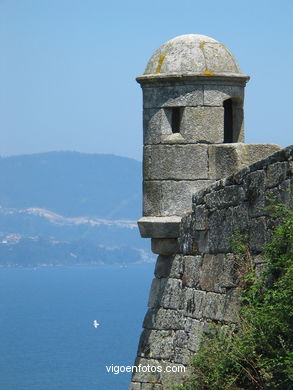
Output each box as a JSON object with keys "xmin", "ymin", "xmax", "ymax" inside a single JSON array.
[
  {"xmin": 0, "ymin": 152, "xmax": 153, "ymax": 267},
  {"xmin": 0, "ymin": 151, "xmax": 142, "ymax": 220}
]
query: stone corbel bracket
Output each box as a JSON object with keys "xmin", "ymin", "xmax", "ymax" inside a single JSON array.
[{"xmin": 138, "ymin": 216, "xmax": 182, "ymax": 256}]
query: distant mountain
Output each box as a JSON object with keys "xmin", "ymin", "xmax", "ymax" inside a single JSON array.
[
  {"xmin": 0, "ymin": 152, "xmax": 153, "ymax": 267},
  {"xmin": 0, "ymin": 151, "xmax": 142, "ymax": 219}
]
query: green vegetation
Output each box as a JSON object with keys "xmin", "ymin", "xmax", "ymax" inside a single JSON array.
[{"xmin": 175, "ymin": 203, "xmax": 293, "ymax": 390}]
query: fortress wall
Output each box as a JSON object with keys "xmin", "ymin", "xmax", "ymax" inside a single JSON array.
[{"xmin": 130, "ymin": 145, "xmax": 293, "ymax": 389}]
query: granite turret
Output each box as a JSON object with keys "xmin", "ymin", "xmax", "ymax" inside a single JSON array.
[{"xmin": 137, "ymin": 34, "xmax": 280, "ymax": 255}]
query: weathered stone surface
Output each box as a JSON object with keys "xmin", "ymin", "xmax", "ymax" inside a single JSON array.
[
  {"xmin": 148, "ymin": 278, "xmax": 182, "ymax": 309},
  {"xmin": 142, "ymin": 34, "xmax": 241, "ymax": 77},
  {"xmin": 266, "ymin": 178, "xmax": 293, "ymax": 207},
  {"xmin": 181, "ymin": 288, "xmax": 206, "ymax": 319},
  {"xmin": 131, "ymin": 357, "xmax": 186, "ymax": 386},
  {"xmin": 142, "ymin": 84, "xmax": 203, "ymax": 108},
  {"xmin": 178, "ymin": 213, "xmax": 209, "ymax": 255},
  {"xmin": 143, "ymin": 108, "xmax": 170, "ymax": 145},
  {"xmin": 205, "ymin": 186, "xmax": 245, "ymax": 208},
  {"xmin": 143, "ymin": 180, "xmax": 212, "ymax": 216},
  {"xmin": 193, "ymin": 204, "xmax": 208, "ymax": 230},
  {"xmin": 148, "ymin": 278, "xmax": 166, "ymax": 308},
  {"xmin": 208, "ymin": 144, "xmax": 243, "ymax": 180},
  {"xmin": 203, "ymin": 85, "xmax": 244, "ymax": 107},
  {"xmin": 138, "ymin": 216, "xmax": 181, "ymax": 238},
  {"xmin": 185, "ymin": 318, "xmax": 208, "ymax": 352},
  {"xmin": 243, "ymin": 144, "xmax": 281, "ymax": 167},
  {"xmin": 138, "ymin": 329, "xmax": 175, "ymax": 359},
  {"xmin": 208, "ymin": 143, "xmax": 282, "ymax": 181},
  {"xmin": 266, "ymin": 161, "xmax": 290, "ymax": 188},
  {"xmin": 180, "ymin": 107, "xmax": 224, "ymax": 143},
  {"xmin": 208, "ymin": 207, "xmax": 233, "ymax": 253},
  {"xmin": 249, "ymin": 217, "xmax": 268, "ymax": 253},
  {"xmin": 155, "ymin": 255, "xmax": 183, "ymax": 279},
  {"xmin": 200, "ymin": 254, "xmax": 236, "ymax": 292},
  {"xmin": 144, "ymin": 144, "xmax": 208, "ymax": 180},
  {"xmin": 141, "ymin": 383, "xmax": 162, "ymax": 390},
  {"xmin": 131, "ymin": 358, "xmax": 162, "ymax": 383},
  {"xmin": 173, "ymin": 330, "xmax": 191, "ymax": 364},
  {"xmin": 159, "ymin": 362, "xmax": 187, "ymax": 387},
  {"xmin": 182, "ymin": 256, "xmax": 202, "ymax": 288},
  {"xmin": 151, "ymin": 238, "xmax": 178, "ymax": 255},
  {"xmin": 222, "ymin": 290, "xmax": 240, "ymax": 322},
  {"xmin": 143, "ymin": 308, "xmax": 184, "ymax": 330},
  {"xmin": 132, "ymin": 32, "xmax": 293, "ymax": 390},
  {"xmin": 231, "ymin": 204, "xmax": 249, "ymax": 232},
  {"xmin": 130, "ymin": 383, "xmax": 141, "ymax": 390},
  {"xmin": 244, "ymin": 170, "xmax": 266, "ymax": 217},
  {"xmin": 202, "ymin": 292, "xmax": 226, "ymax": 320},
  {"xmin": 161, "ymin": 279, "xmax": 183, "ymax": 309}
]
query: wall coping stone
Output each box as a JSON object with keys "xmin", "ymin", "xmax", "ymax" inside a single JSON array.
[{"xmin": 192, "ymin": 144, "xmax": 293, "ymax": 206}]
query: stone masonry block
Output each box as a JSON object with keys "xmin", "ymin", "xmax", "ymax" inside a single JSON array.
[
  {"xmin": 155, "ymin": 254, "xmax": 183, "ymax": 279},
  {"xmin": 180, "ymin": 107, "xmax": 224, "ymax": 143},
  {"xmin": 138, "ymin": 216, "xmax": 181, "ymax": 238},
  {"xmin": 161, "ymin": 278, "xmax": 183, "ymax": 309},
  {"xmin": 208, "ymin": 207, "xmax": 233, "ymax": 253},
  {"xmin": 185, "ymin": 318, "xmax": 209, "ymax": 352},
  {"xmin": 178, "ymin": 213, "xmax": 209, "ymax": 255},
  {"xmin": 129, "ymin": 383, "xmax": 141, "ymax": 390},
  {"xmin": 208, "ymin": 144, "xmax": 243, "ymax": 180},
  {"xmin": 141, "ymin": 384, "xmax": 163, "ymax": 390},
  {"xmin": 249, "ymin": 217, "xmax": 268, "ymax": 254},
  {"xmin": 193, "ymin": 204, "xmax": 208, "ymax": 230},
  {"xmin": 231, "ymin": 204, "xmax": 250, "ymax": 232},
  {"xmin": 266, "ymin": 161, "xmax": 290, "ymax": 188},
  {"xmin": 143, "ymin": 307, "xmax": 184, "ymax": 330},
  {"xmin": 222, "ymin": 290, "xmax": 240, "ymax": 322},
  {"xmin": 160, "ymin": 362, "xmax": 187, "ymax": 387},
  {"xmin": 139, "ymin": 329, "xmax": 175, "ymax": 360},
  {"xmin": 144, "ymin": 144, "xmax": 208, "ymax": 180},
  {"xmin": 182, "ymin": 256, "xmax": 203, "ymax": 288},
  {"xmin": 151, "ymin": 238, "xmax": 178, "ymax": 255},
  {"xmin": 143, "ymin": 108, "xmax": 171, "ymax": 145},
  {"xmin": 143, "ymin": 180, "xmax": 213, "ymax": 216},
  {"xmin": 143, "ymin": 85, "xmax": 203, "ymax": 109},
  {"xmin": 265, "ymin": 179, "xmax": 293, "ymax": 208},
  {"xmin": 131, "ymin": 357, "xmax": 161, "ymax": 383},
  {"xmin": 148, "ymin": 278, "xmax": 166, "ymax": 308},
  {"xmin": 205, "ymin": 185, "xmax": 245, "ymax": 209},
  {"xmin": 243, "ymin": 144, "xmax": 281, "ymax": 168},
  {"xmin": 203, "ymin": 85, "xmax": 244, "ymax": 106},
  {"xmin": 202, "ymin": 292, "xmax": 226, "ymax": 321},
  {"xmin": 173, "ymin": 330, "xmax": 191, "ymax": 364},
  {"xmin": 200, "ymin": 254, "xmax": 236, "ymax": 293},
  {"xmin": 181, "ymin": 288, "xmax": 206, "ymax": 319},
  {"xmin": 208, "ymin": 143, "xmax": 281, "ymax": 181},
  {"xmin": 244, "ymin": 170, "xmax": 266, "ymax": 217},
  {"xmin": 148, "ymin": 278, "xmax": 182, "ymax": 310},
  {"xmin": 201, "ymin": 291, "xmax": 239, "ymax": 323}
]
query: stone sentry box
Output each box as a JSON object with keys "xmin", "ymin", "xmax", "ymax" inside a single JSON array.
[
  {"xmin": 130, "ymin": 34, "xmax": 282, "ymax": 389},
  {"xmin": 137, "ymin": 34, "xmax": 280, "ymax": 254}
]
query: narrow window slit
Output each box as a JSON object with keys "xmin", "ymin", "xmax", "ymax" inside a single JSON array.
[
  {"xmin": 171, "ymin": 107, "xmax": 182, "ymax": 133},
  {"xmin": 223, "ymin": 99, "xmax": 233, "ymax": 143}
]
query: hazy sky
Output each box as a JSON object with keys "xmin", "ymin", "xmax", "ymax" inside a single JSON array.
[{"xmin": 0, "ymin": 0, "xmax": 292, "ymax": 161}]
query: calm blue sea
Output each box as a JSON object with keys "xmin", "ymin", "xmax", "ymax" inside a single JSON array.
[{"xmin": 0, "ymin": 263, "xmax": 154, "ymax": 390}]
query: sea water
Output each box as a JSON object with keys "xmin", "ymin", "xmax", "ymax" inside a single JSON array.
[{"xmin": 0, "ymin": 263, "xmax": 154, "ymax": 390}]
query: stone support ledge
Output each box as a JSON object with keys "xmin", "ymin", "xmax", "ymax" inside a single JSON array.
[{"xmin": 138, "ymin": 216, "xmax": 181, "ymax": 238}]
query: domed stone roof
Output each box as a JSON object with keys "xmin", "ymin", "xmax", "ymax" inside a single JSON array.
[{"xmin": 143, "ymin": 34, "xmax": 241, "ymax": 77}]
